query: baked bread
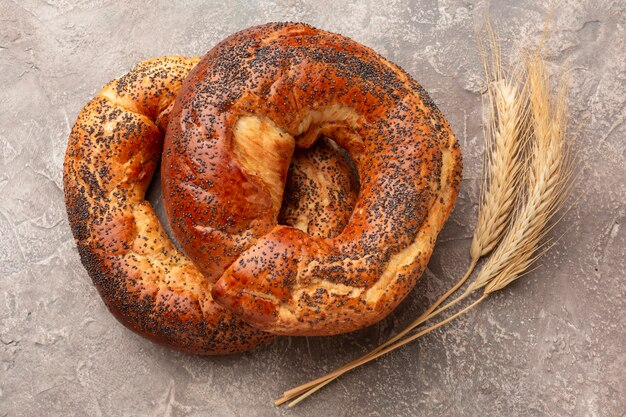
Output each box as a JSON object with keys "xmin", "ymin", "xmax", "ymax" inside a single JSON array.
[
  {"xmin": 64, "ymin": 55, "xmax": 361, "ymax": 354},
  {"xmin": 64, "ymin": 56, "xmax": 274, "ymax": 354},
  {"xmin": 65, "ymin": 22, "xmax": 461, "ymax": 351},
  {"xmin": 162, "ymin": 22, "xmax": 462, "ymax": 336}
]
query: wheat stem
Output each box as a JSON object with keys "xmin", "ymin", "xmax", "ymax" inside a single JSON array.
[
  {"xmin": 274, "ymin": 255, "xmax": 480, "ymax": 407},
  {"xmin": 281, "ymin": 295, "xmax": 487, "ymax": 407}
]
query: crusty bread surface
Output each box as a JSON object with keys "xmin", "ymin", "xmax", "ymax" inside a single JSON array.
[{"xmin": 163, "ymin": 23, "xmax": 462, "ymax": 335}]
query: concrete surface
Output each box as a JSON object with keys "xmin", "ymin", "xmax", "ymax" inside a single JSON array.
[{"xmin": 1, "ymin": 0, "xmax": 625, "ymax": 416}]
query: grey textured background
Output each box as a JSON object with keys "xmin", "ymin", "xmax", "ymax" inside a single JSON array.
[{"xmin": 1, "ymin": 0, "xmax": 625, "ymax": 416}]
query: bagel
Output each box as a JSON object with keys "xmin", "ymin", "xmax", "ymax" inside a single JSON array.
[
  {"xmin": 63, "ymin": 56, "xmax": 358, "ymax": 354},
  {"xmin": 162, "ymin": 22, "xmax": 462, "ymax": 336}
]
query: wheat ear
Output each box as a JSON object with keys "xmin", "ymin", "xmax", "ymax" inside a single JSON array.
[
  {"xmin": 471, "ymin": 22, "xmax": 530, "ymax": 262},
  {"xmin": 469, "ymin": 54, "xmax": 572, "ymax": 294}
]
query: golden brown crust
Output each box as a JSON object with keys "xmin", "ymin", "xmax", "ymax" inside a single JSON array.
[
  {"xmin": 163, "ymin": 23, "xmax": 462, "ymax": 335},
  {"xmin": 65, "ymin": 22, "xmax": 462, "ymax": 346},
  {"xmin": 63, "ymin": 56, "xmax": 274, "ymax": 354}
]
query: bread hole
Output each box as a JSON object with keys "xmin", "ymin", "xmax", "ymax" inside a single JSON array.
[
  {"xmin": 278, "ymin": 136, "xmax": 360, "ymax": 239},
  {"xmin": 145, "ymin": 163, "xmax": 185, "ymax": 252},
  {"xmin": 149, "ymin": 107, "xmax": 362, "ymax": 248},
  {"xmin": 273, "ymin": 105, "xmax": 362, "ymax": 238},
  {"xmin": 230, "ymin": 109, "xmax": 362, "ymax": 240},
  {"xmin": 147, "ymin": 136, "xmax": 359, "ymax": 250}
]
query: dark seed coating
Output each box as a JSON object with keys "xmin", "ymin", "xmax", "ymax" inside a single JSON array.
[
  {"xmin": 63, "ymin": 56, "xmax": 275, "ymax": 354},
  {"xmin": 163, "ymin": 23, "xmax": 463, "ymax": 335},
  {"xmin": 64, "ymin": 54, "xmax": 360, "ymax": 353}
]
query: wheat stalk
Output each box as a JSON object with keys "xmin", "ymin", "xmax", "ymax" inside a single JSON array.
[
  {"xmin": 275, "ymin": 23, "xmax": 573, "ymax": 408},
  {"xmin": 472, "ymin": 54, "xmax": 572, "ymax": 295},
  {"xmin": 471, "ymin": 22, "xmax": 530, "ymax": 262}
]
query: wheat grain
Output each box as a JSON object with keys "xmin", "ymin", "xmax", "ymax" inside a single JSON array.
[
  {"xmin": 472, "ymin": 54, "xmax": 572, "ymax": 294},
  {"xmin": 471, "ymin": 23, "xmax": 530, "ymax": 262}
]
